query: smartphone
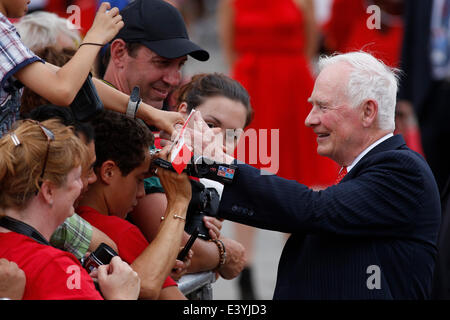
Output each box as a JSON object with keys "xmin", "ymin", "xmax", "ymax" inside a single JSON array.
[{"xmin": 83, "ymin": 243, "xmax": 118, "ymax": 273}]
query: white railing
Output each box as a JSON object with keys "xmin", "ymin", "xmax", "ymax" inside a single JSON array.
[{"xmin": 177, "ymin": 271, "xmax": 216, "ymax": 300}]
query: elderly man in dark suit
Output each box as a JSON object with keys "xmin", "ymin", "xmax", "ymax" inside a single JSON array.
[{"xmin": 179, "ymin": 51, "xmax": 441, "ymax": 299}]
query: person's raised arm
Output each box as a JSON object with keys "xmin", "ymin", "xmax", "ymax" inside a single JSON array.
[
  {"xmin": 38, "ymin": 63, "xmax": 184, "ymax": 136},
  {"xmin": 131, "ymin": 192, "xmax": 245, "ymax": 277},
  {"xmin": 91, "ymin": 78, "xmax": 184, "ymax": 135},
  {"xmin": 130, "ymin": 149, "xmax": 191, "ymax": 299},
  {"xmin": 14, "ymin": 2, "xmax": 123, "ymax": 106}
]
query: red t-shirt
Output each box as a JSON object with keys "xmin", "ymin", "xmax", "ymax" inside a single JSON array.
[
  {"xmin": 77, "ymin": 206, "xmax": 177, "ymax": 288},
  {"xmin": 0, "ymin": 232, "xmax": 102, "ymax": 300}
]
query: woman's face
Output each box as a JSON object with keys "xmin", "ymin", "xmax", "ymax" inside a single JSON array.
[
  {"xmin": 182, "ymin": 96, "xmax": 248, "ymax": 152},
  {"xmin": 52, "ymin": 165, "xmax": 83, "ymax": 222}
]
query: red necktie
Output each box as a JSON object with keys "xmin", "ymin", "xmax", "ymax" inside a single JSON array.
[{"xmin": 334, "ymin": 166, "xmax": 347, "ymax": 184}]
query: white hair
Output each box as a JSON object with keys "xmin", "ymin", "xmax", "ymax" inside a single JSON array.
[
  {"xmin": 317, "ymin": 51, "xmax": 399, "ymax": 131},
  {"xmin": 14, "ymin": 11, "xmax": 81, "ymax": 51}
]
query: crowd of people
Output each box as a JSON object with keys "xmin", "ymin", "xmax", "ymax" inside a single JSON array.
[{"xmin": 0, "ymin": 0, "xmax": 449, "ymax": 301}]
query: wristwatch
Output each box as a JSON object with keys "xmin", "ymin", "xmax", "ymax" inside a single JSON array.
[{"xmin": 126, "ymin": 86, "xmax": 141, "ymax": 119}]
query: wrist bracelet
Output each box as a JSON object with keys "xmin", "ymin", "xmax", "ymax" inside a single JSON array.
[
  {"xmin": 79, "ymin": 42, "xmax": 104, "ymax": 48},
  {"xmin": 209, "ymin": 239, "xmax": 227, "ymax": 266},
  {"xmin": 160, "ymin": 214, "xmax": 186, "ymax": 222}
]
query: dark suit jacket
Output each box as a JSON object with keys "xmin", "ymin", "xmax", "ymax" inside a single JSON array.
[{"xmin": 219, "ymin": 135, "xmax": 441, "ymax": 299}]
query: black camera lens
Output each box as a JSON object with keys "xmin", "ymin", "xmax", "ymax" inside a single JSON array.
[{"xmin": 185, "ymin": 180, "xmax": 221, "ymax": 240}]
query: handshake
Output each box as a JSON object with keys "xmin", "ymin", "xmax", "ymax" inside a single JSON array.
[{"xmin": 158, "ymin": 110, "xmax": 238, "ymax": 168}]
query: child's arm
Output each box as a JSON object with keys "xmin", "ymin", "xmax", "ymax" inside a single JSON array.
[
  {"xmin": 41, "ymin": 62, "xmax": 184, "ymax": 135},
  {"xmin": 14, "ymin": 2, "xmax": 123, "ymax": 106},
  {"xmin": 92, "ymin": 78, "xmax": 184, "ymax": 135}
]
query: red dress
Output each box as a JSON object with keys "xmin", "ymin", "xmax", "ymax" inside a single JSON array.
[
  {"xmin": 232, "ymin": 0, "xmax": 338, "ymax": 187},
  {"xmin": 323, "ymin": 0, "xmax": 403, "ymax": 67}
]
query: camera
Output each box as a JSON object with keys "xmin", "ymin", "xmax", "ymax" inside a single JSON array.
[
  {"xmin": 185, "ymin": 180, "xmax": 221, "ymax": 240},
  {"xmin": 151, "ymin": 154, "xmax": 238, "ymax": 185},
  {"xmin": 151, "ymin": 154, "xmax": 231, "ymax": 240}
]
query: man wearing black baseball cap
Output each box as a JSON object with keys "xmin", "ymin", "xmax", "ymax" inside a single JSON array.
[
  {"xmin": 102, "ymin": 0, "xmax": 209, "ymax": 109},
  {"xmin": 100, "ymin": 0, "xmax": 214, "ymax": 301}
]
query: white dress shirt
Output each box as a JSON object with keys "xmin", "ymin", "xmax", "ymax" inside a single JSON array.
[{"xmin": 346, "ymin": 133, "xmax": 394, "ymax": 173}]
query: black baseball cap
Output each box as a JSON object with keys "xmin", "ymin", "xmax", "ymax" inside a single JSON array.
[{"xmin": 114, "ymin": 0, "xmax": 209, "ymax": 61}]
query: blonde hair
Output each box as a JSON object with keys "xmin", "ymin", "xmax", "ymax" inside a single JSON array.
[{"xmin": 0, "ymin": 119, "xmax": 87, "ymax": 213}]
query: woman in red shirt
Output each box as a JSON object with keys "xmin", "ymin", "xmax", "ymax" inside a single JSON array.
[{"xmin": 0, "ymin": 119, "xmax": 139, "ymax": 300}]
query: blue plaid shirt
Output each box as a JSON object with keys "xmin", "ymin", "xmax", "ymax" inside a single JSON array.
[{"xmin": 0, "ymin": 12, "xmax": 42, "ymax": 137}]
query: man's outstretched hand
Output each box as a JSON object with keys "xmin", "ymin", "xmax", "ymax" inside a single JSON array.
[{"xmin": 160, "ymin": 111, "xmax": 235, "ymax": 164}]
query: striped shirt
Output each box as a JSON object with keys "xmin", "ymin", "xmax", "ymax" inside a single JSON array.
[{"xmin": 0, "ymin": 12, "xmax": 42, "ymax": 137}]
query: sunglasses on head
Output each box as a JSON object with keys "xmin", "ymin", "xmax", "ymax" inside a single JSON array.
[{"xmin": 23, "ymin": 120, "xmax": 55, "ymax": 183}]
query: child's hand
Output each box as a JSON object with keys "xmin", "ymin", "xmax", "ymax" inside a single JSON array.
[
  {"xmin": 84, "ymin": 2, "xmax": 124, "ymax": 45},
  {"xmin": 146, "ymin": 108, "xmax": 185, "ymax": 137}
]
